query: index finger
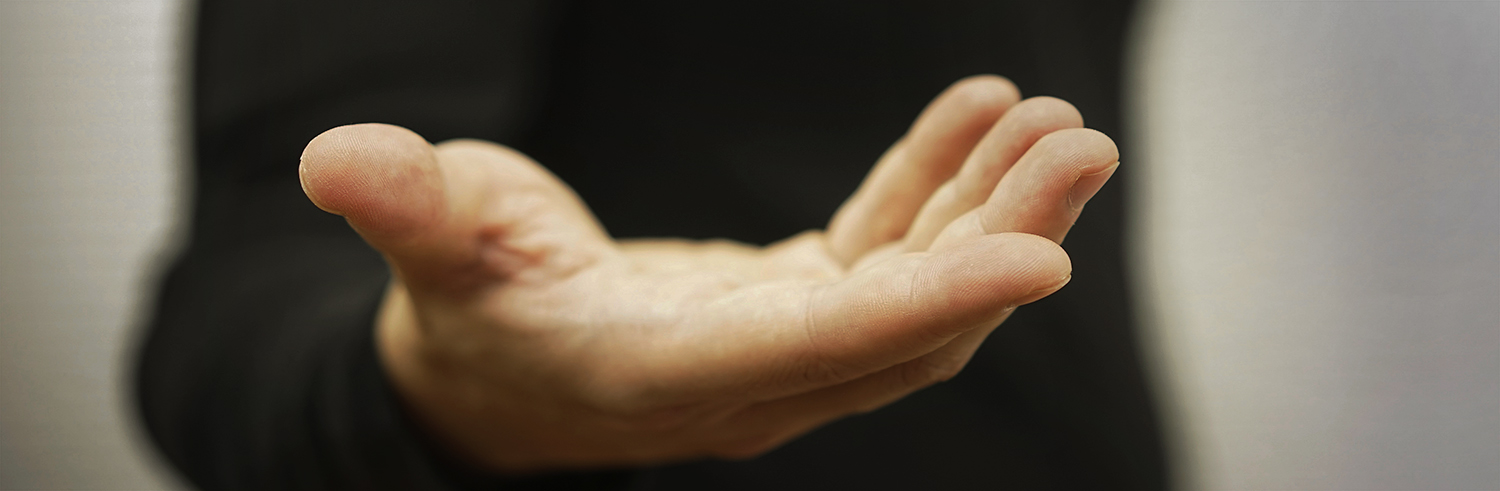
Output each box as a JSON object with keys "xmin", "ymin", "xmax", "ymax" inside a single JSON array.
[{"xmin": 651, "ymin": 232, "xmax": 1071, "ymax": 402}]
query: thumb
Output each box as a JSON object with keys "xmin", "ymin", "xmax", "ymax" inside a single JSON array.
[
  {"xmin": 299, "ymin": 123, "xmax": 611, "ymax": 290},
  {"xmin": 300, "ymin": 123, "xmax": 447, "ymax": 247}
]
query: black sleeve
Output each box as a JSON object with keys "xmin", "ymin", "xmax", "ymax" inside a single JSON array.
[
  {"xmin": 137, "ymin": 242, "xmax": 638, "ymax": 490},
  {"xmin": 132, "ymin": 0, "xmax": 636, "ymax": 488}
]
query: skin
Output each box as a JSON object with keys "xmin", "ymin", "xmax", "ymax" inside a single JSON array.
[{"xmin": 297, "ymin": 75, "xmax": 1120, "ymax": 473}]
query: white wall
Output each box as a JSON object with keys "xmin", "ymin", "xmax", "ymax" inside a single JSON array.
[
  {"xmin": 1131, "ymin": 1, "xmax": 1500, "ymax": 489},
  {"xmin": 0, "ymin": 0, "xmax": 188, "ymax": 489}
]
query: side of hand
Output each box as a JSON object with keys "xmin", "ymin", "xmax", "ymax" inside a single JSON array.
[{"xmin": 297, "ymin": 75, "xmax": 1119, "ymax": 472}]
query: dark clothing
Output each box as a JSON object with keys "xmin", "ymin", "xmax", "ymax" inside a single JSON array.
[{"xmin": 135, "ymin": 1, "xmax": 1166, "ymax": 489}]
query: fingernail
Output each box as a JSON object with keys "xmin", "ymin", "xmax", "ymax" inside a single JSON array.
[{"xmin": 1068, "ymin": 161, "xmax": 1119, "ymax": 212}]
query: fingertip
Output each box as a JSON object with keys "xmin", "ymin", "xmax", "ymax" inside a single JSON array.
[
  {"xmin": 1008, "ymin": 96, "xmax": 1086, "ymax": 131},
  {"xmin": 981, "ymin": 231, "xmax": 1071, "ymax": 271},
  {"xmin": 947, "ymin": 74, "xmax": 1022, "ymax": 111},
  {"xmin": 935, "ymin": 232, "xmax": 1072, "ymax": 306},
  {"xmin": 987, "ymin": 232, "xmax": 1073, "ymax": 305},
  {"xmin": 299, "ymin": 123, "xmax": 445, "ymax": 239},
  {"xmin": 1035, "ymin": 127, "xmax": 1120, "ymax": 169},
  {"xmin": 923, "ymin": 76, "xmax": 1021, "ymax": 133}
]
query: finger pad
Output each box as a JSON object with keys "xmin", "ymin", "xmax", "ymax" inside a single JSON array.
[
  {"xmin": 300, "ymin": 123, "xmax": 444, "ymax": 236},
  {"xmin": 930, "ymin": 233, "xmax": 1071, "ymax": 309}
]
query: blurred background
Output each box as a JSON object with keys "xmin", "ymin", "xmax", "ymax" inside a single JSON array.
[
  {"xmin": 0, "ymin": 0, "xmax": 1495, "ymax": 490},
  {"xmin": 0, "ymin": 0, "xmax": 187, "ymax": 489},
  {"xmin": 1130, "ymin": 2, "xmax": 1499, "ymax": 489}
]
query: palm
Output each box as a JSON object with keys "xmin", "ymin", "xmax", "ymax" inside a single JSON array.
[{"xmin": 299, "ymin": 76, "xmax": 1120, "ymax": 472}]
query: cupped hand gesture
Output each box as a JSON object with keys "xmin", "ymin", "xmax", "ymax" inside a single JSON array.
[{"xmin": 298, "ymin": 76, "xmax": 1119, "ymax": 473}]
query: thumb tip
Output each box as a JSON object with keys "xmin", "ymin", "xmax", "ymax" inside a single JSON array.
[{"xmin": 299, "ymin": 123, "xmax": 445, "ymax": 238}]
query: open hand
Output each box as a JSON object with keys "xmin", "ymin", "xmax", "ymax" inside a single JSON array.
[{"xmin": 298, "ymin": 75, "xmax": 1119, "ymax": 472}]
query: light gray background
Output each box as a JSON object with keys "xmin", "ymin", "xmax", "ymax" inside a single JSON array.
[
  {"xmin": 1132, "ymin": 1, "xmax": 1500, "ymax": 489},
  {"xmin": 1, "ymin": 0, "xmax": 1496, "ymax": 489},
  {"xmin": 0, "ymin": 0, "xmax": 187, "ymax": 489}
]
